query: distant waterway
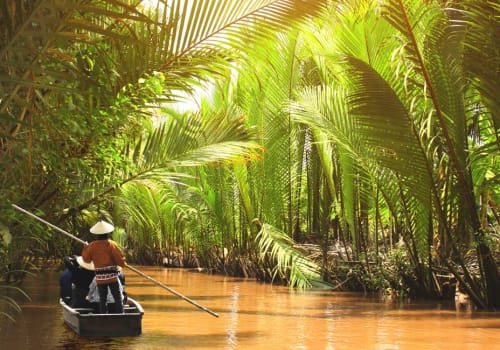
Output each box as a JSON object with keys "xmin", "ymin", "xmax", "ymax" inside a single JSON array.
[{"xmin": 1, "ymin": 266, "xmax": 499, "ymax": 349}]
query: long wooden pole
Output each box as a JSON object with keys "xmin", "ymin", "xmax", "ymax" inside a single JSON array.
[{"xmin": 12, "ymin": 204, "xmax": 219, "ymax": 318}]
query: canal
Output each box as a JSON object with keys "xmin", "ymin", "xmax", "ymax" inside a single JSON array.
[{"xmin": 1, "ymin": 266, "xmax": 499, "ymax": 349}]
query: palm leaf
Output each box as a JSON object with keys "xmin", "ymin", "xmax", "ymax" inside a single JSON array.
[
  {"xmin": 291, "ymin": 85, "xmax": 365, "ymax": 247},
  {"xmin": 291, "ymin": 1, "xmax": 438, "ymax": 277},
  {"xmin": 460, "ymin": 0, "xmax": 500, "ymax": 132},
  {"xmin": 134, "ymin": 111, "xmax": 261, "ymax": 171},
  {"xmin": 67, "ymin": 108, "xmax": 261, "ymax": 215},
  {"xmin": 233, "ymin": 30, "xmax": 306, "ymax": 235},
  {"xmin": 115, "ymin": 180, "xmax": 180, "ymax": 259},
  {"xmin": 381, "ymin": 0, "xmax": 479, "ymax": 223},
  {"xmin": 158, "ymin": 0, "xmax": 327, "ymax": 67},
  {"xmin": 1, "ymin": 0, "xmax": 328, "ymax": 133},
  {"xmin": 256, "ymin": 223, "xmax": 327, "ymax": 289},
  {"xmin": 345, "ymin": 55, "xmax": 432, "ymax": 207}
]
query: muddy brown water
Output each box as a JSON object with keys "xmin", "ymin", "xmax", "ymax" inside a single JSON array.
[{"xmin": 1, "ymin": 266, "xmax": 499, "ymax": 349}]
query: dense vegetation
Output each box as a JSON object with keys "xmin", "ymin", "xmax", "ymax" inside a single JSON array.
[{"xmin": 1, "ymin": 0, "xmax": 498, "ymax": 323}]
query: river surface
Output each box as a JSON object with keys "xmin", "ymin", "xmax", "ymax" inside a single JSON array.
[{"xmin": 1, "ymin": 266, "xmax": 499, "ymax": 349}]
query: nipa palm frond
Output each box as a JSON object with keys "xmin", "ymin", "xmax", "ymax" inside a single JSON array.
[
  {"xmin": 461, "ymin": 0, "xmax": 500, "ymax": 132},
  {"xmin": 158, "ymin": 0, "xmax": 328, "ymax": 69},
  {"xmin": 256, "ymin": 223, "xmax": 327, "ymax": 289},
  {"xmin": 132, "ymin": 110, "xmax": 261, "ymax": 173},
  {"xmin": 345, "ymin": 55, "xmax": 432, "ymax": 208}
]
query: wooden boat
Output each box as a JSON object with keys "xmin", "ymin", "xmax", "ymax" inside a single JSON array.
[{"xmin": 60, "ymin": 297, "xmax": 144, "ymax": 337}]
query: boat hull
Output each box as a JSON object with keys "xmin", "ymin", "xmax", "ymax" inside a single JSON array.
[{"xmin": 60, "ymin": 297, "xmax": 144, "ymax": 337}]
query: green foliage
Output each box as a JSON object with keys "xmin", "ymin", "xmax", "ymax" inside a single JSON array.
[
  {"xmin": 0, "ymin": 0, "xmax": 331, "ymax": 324},
  {"xmin": 0, "ymin": 0, "xmax": 498, "ymax": 308},
  {"xmin": 256, "ymin": 223, "xmax": 327, "ymax": 289},
  {"xmin": 291, "ymin": 0, "xmax": 499, "ymax": 306},
  {"xmin": 115, "ymin": 181, "xmax": 176, "ymax": 263}
]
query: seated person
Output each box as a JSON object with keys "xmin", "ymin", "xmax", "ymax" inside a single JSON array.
[
  {"xmin": 86, "ymin": 271, "xmax": 127, "ymax": 313},
  {"xmin": 63, "ymin": 255, "xmax": 95, "ymax": 308}
]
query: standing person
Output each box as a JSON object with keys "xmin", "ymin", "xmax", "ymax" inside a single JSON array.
[
  {"xmin": 86, "ymin": 270, "xmax": 126, "ymax": 313},
  {"xmin": 81, "ymin": 220, "xmax": 126, "ymax": 314}
]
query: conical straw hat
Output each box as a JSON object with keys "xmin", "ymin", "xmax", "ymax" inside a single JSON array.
[
  {"xmin": 90, "ymin": 220, "xmax": 114, "ymax": 234},
  {"xmin": 76, "ymin": 256, "xmax": 95, "ymax": 271}
]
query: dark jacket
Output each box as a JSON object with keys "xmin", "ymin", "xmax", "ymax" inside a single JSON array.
[{"xmin": 64, "ymin": 255, "xmax": 95, "ymax": 289}]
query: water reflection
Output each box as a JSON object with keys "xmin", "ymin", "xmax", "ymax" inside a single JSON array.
[
  {"xmin": 1, "ymin": 267, "xmax": 500, "ymax": 349},
  {"xmin": 225, "ymin": 285, "xmax": 239, "ymax": 349}
]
